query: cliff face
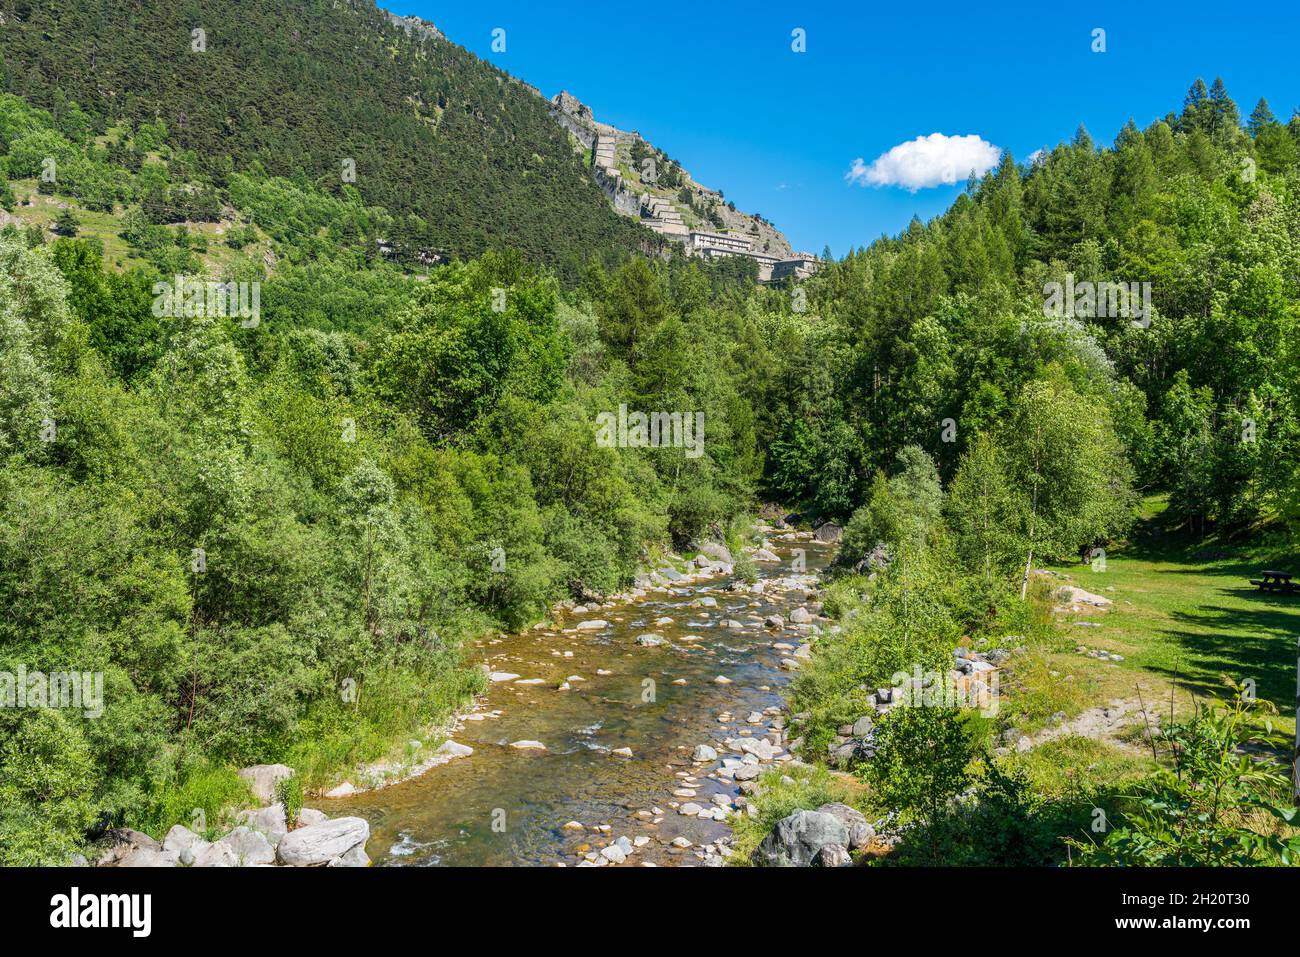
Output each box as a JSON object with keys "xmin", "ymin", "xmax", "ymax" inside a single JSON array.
[{"xmin": 549, "ymin": 90, "xmax": 795, "ymax": 258}]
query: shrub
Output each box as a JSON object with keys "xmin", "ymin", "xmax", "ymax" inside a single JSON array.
[
  {"xmin": 863, "ymin": 705, "xmax": 978, "ymax": 861},
  {"xmin": 275, "ymin": 774, "xmax": 304, "ymax": 828},
  {"xmin": 1069, "ymin": 682, "xmax": 1300, "ymax": 866}
]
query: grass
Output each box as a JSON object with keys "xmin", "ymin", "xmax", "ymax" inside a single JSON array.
[
  {"xmin": 993, "ymin": 494, "xmax": 1299, "ymax": 800},
  {"xmin": 746, "ymin": 495, "xmax": 1300, "ymax": 863},
  {"xmin": 131, "ymin": 762, "xmax": 254, "ymax": 842},
  {"xmin": 9, "ymin": 179, "xmax": 269, "ymax": 275},
  {"xmin": 1042, "ymin": 495, "xmax": 1300, "ymax": 732}
]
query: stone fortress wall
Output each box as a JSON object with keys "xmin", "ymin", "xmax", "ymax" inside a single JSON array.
[{"xmin": 549, "ymin": 91, "xmax": 819, "ymax": 282}]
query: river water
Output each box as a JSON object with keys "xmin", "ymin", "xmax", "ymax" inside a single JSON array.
[{"xmin": 328, "ymin": 537, "xmax": 834, "ymax": 866}]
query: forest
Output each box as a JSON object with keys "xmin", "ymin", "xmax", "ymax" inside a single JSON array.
[{"xmin": 1, "ymin": 1, "xmax": 1299, "ymax": 869}]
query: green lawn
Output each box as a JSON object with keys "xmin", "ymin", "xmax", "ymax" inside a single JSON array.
[{"xmin": 1045, "ymin": 496, "xmax": 1300, "ymax": 732}]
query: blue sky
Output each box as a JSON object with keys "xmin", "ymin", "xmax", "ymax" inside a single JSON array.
[{"xmin": 388, "ymin": 0, "xmax": 1299, "ymax": 257}]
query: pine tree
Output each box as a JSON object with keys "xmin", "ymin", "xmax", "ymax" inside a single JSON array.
[
  {"xmin": 1248, "ymin": 97, "xmax": 1278, "ymax": 135},
  {"xmin": 1207, "ymin": 77, "xmax": 1241, "ymax": 138},
  {"xmin": 53, "ymin": 208, "xmax": 80, "ymax": 237}
]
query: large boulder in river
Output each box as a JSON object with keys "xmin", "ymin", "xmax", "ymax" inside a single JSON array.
[
  {"xmin": 237, "ymin": 763, "xmax": 295, "ymax": 803},
  {"xmin": 813, "ymin": 523, "xmax": 843, "ymax": 544},
  {"xmin": 276, "ymin": 817, "xmax": 370, "ymax": 867},
  {"xmin": 753, "ymin": 810, "xmax": 849, "ymax": 867}
]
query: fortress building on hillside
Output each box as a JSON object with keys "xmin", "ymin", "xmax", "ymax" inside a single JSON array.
[
  {"xmin": 688, "ymin": 231, "xmax": 819, "ymax": 283},
  {"xmin": 548, "ymin": 91, "xmax": 819, "ymax": 282}
]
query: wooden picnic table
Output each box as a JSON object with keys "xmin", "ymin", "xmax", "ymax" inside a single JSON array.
[{"xmin": 1250, "ymin": 570, "xmax": 1298, "ymax": 594}]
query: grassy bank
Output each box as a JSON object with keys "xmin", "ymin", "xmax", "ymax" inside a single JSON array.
[{"xmin": 744, "ymin": 497, "xmax": 1300, "ymax": 865}]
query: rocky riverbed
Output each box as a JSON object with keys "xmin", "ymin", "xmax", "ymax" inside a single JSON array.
[{"xmin": 326, "ymin": 526, "xmax": 837, "ymax": 866}]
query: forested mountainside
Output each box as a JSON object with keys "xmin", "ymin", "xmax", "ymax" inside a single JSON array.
[
  {"xmin": 0, "ymin": 0, "xmax": 662, "ymax": 277},
  {"xmin": 0, "ymin": 0, "xmax": 1298, "ymax": 867}
]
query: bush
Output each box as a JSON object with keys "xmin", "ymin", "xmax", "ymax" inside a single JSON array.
[
  {"xmin": 275, "ymin": 774, "xmax": 304, "ymax": 828},
  {"xmin": 885, "ymin": 757, "xmax": 1075, "ymax": 866},
  {"xmin": 862, "ymin": 705, "xmax": 977, "ymax": 860},
  {"xmin": 667, "ymin": 483, "xmax": 729, "ymax": 547},
  {"xmin": 1069, "ymin": 683, "xmax": 1300, "ymax": 866}
]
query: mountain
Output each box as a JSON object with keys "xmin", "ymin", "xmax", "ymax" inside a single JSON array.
[
  {"xmin": 0, "ymin": 0, "xmax": 802, "ymax": 280},
  {"xmin": 0, "ymin": 0, "xmax": 665, "ymax": 278},
  {"xmin": 548, "ymin": 89, "xmax": 796, "ymax": 259}
]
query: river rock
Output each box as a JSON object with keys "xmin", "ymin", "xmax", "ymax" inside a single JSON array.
[
  {"xmin": 436, "ymin": 740, "xmax": 473, "ymax": 760},
  {"xmin": 488, "ymin": 672, "xmax": 520, "ymax": 682},
  {"xmin": 162, "ymin": 824, "xmax": 209, "ymax": 855},
  {"xmin": 118, "ymin": 848, "xmax": 180, "ymax": 867},
  {"xmin": 635, "ymin": 633, "xmax": 666, "ymax": 647},
  {"xmin": 276, "ymin": 817, "xmax": 370, "ymax": 866},
  {"xmin": 789, "ymin": 607, "xmax": 812, "ymax": 624},
  {"xmin": 753, "ymin": 810, "xmax": 849, "ymax": 867},
  {"xmin": 815, "ymin": 843, "xmax": 852, "ymax": 867},
  {"xmin": 192, "ymin": 842, "xmax": 240, "ymax": 868},
  {"xmin": 697, "ymin": 542, "xmax": 734, "ymax": 564},
  {"xmin": 576, "ymin": 620, "xmax": 609, "ymax": 630},
  {"xmin": 753, "ymin": 549, "xmax": 781, "ymax": 563},
  {"xmin": 813, "ymin": 523, "xmax": 843, "ymax": 543},
  {"xmin": 738, "ymin": 737, "xmax": 778, "ymax": 761},
  {"xmin": 236, "ymin": 805, "xmax": 289, "ymax": 846},
  {"xmin": 692, "ymin": 744, "xmax": 718, "ymax": 762},
  {"xmin": 97, "ymin": 828, "xmax": 161, "ymax": 866},
  {"xmin": 237, "ymin": 764, "xmax": 295, "ymax": 804},
  {"xmin": 817, "ymin": 802, "xmax": 874, "ymax": 849},
  {"xmin": 510, "ymin": 740, "xmax": 547, "ymax": 750},
  {"xmin": 599, "ymin": 843, "xmax": 626, "ymax": 863},
  {"xmin": 327, "ymin": 845, "xmax": 371, "ymax": 867},
  {"xmin": 764, "ymin": 615, "xmax": 785, "ymax": 629},
  {"xmin": 219, "ymin": 826, "xmax": 276, "ymax": 866}
]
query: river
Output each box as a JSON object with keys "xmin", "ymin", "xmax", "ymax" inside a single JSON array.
[{"xmin": 327, "ymin": 535, "xmax": 834, "ymax": 866}]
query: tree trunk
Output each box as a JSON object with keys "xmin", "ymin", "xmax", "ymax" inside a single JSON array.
[{"xmin": 1020, "ymin": 547, "xmax": 1034, "ymax": 600}]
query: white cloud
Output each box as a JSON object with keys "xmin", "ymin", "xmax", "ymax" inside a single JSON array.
[{"xmin": 846, "ymin": 133, "xmax": 1002, "ymax": 191}]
